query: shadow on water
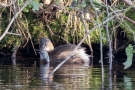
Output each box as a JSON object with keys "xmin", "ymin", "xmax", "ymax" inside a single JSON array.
[{"xmin": 0, "ymin": 57, "xmax": 135, "ymax": 90}]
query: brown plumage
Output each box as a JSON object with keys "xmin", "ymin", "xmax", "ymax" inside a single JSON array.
[{"xmin": 39, "ymin": 38, "xmax": 90, "ymax": 64}]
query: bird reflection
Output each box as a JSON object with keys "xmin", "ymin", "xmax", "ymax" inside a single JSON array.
[{"xmin": 40, "ymin": 62, "xmax": 53, "ymax": 84}]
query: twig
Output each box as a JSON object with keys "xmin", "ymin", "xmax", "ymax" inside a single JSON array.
[
  {"xmin": 105, "ymin": 0, "xmax": 113, "ymax": 71},
  {"xmin": 123, "ymin": 0, "xmax": 135, "ymax": 6},
  {"xmin": 124, "ymin": 16, "xmax": 135, "ymax": 25},
  {"xmin": 123, "ymin": 0, "xmax": 135, "ymax": 10},
  {"xmin": 109, "ymin": 4, "xmax": 135, "ymax": 25},
  {"xmin": 89, "ymin": 0, "xmax": 104, "ymax": 86},
  {"xmin": 46, "ymin": 23, "xmax": 55, "ymax": 35},
  {"xmin": 7, "ymin": 32, "xmax": 21, "ymax": 36},
  {"xmin": 61, "ymin": 37, "xmax": 70, "ymax": 44},
  {"xmin": 0, "ymin": 0, "xmax": 32, "ymax": 41}
]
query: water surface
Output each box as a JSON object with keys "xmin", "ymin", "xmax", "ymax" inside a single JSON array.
[{"xmin": 0, "ymin": 58, "xmax": 135, "ymax": 90}]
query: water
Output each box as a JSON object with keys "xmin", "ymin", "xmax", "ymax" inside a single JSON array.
[{"xmin": 0, "ymin": 58, "xmax": 135, "ymax": 90}]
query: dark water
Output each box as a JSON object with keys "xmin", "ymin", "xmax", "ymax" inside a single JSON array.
[{"xmin": 0, "ymin": 58, "xmax": 135, "ymax": 90}]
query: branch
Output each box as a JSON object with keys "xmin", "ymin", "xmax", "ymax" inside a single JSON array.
[
  {"xmin": 123, "ymin": 0, "xmax": 135, "ymax": 10},
  {"xmin": 7, "ymin": 32, "xmax": 21, "ymax": 36},
  {"xmin": 123, "ymin": 0, "xmax": 134, "ymax": 6},
  {"xmin": 0, "ymin": 0, "xmax": 32, "ymax": 41},
  {"xmin": 105, "ymin": 0, "xmax": 113, "ymax": 71},
  {"xmin": 124, "ymin": 16, "xmax": 135, "ymax": 25},
  {"xmin": 47, "ymin": 13, "xmax": 122, "ymax": 79}
]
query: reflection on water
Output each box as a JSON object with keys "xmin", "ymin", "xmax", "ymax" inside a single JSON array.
[{"xmin": 0, "ymin": 58, "xmax": 135, "ymax": 90}]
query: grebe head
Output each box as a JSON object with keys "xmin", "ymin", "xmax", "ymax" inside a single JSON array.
[{"xmin": 39, "ymin": 38, "xmax": 54, "ymax": 52}]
